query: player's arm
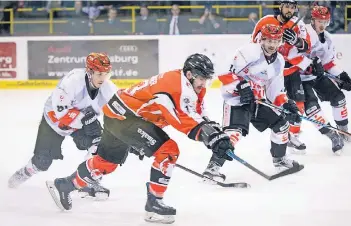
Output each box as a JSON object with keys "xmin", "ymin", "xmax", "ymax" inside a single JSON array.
[
  {"xmin": 283, "ymin": 20, "xmax": 311, "ymax": 52},
  {"xmin": 320, "ymin": 34, "xmax": 351, "ymax": 91},
  {"xmin": 50, "ymin": 77, "xmax": 102, "ymax": 136},
  {"xmin": 49, "ymin": 78, "xmax": 84, "ymax": 129},
  {"xmin": 218, "ymin": 46, "xmax": 255, "ymax": 104},
  {"xmin": 266, "ymin": 65, "xmax": 301, "ymax": 123}
]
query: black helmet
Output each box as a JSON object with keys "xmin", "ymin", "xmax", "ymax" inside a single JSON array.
[{"xmin": 183, "ymin": 53, "xmax": 214, "ymax": 79}]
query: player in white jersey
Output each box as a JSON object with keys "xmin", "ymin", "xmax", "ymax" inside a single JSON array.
[
  {"xmin": 297, "ymin": 6, "xmax": 351, "ymax": 154},
  {"xmin": 202, "ymin": 24, "xmax": 303, "ymax": 181},
  {"xmin": 8, "ymin": 53, "xmax": 117, "ymax": 199}
]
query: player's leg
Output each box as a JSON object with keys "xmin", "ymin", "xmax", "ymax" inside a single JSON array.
[
  {"xmin": 314, "ymin": 77, "xmax": 350, "ymax": 142},
  {"xmin": 252, "ymin": 104, "xmax": 303, "ymax": 171},
  {"xmin": 46, "ymin": 126, "xmax": 126, "ymax": 211},
  {"xmin": 284, "ymin": 71, "xmax": 306, "ymax": 150},
  {"xmin": 303, "ymin": 79, "xmax": 344, "ymax": 154},
  {"xmin": 8, "ymin": 116, "xmax": 65, "ymax": 188},
  {"xmin": 203, "ymin": 102, "xmax": 252, "ymax": 181},
  {"xmin": 47, "ymin": 115, "xmax": 177, "ymax": 223}
]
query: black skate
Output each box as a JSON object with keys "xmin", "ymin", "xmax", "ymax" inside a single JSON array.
[
  {"xmin": 287, "ymin": 132, "xmax": 307, "ymax": 155},
  {"xmin": 337, "ymin": 125, "xmax": 351, "ymax": 142},
  {"xmin": 46, "ymin": 178, "xmax": 76, "ymax": 211},
  {"xmin": 144, "ymin": 182, "xmax": 176, "ymax": 224},
  {"xmin": 325, "ymin": 130, "xmax": 344, "ymax": 155},
  {"xmin": 202, "ymin": 161, "xmax": 226, "ymax": 183},
  {"xmin": 78, "ymin": 183, "xmax": 110, "ymax": 201},
  {"xmin": 273, "ymin": 156, "xmax": 304, "ymax": 177}
]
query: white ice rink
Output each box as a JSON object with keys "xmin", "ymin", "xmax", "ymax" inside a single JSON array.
[{"xmin": 1, "ymin": 89, "xmax": 351, "ymax": 226}]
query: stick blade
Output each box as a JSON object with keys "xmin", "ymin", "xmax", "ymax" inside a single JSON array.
[
  {"xmin": 217, "ymin": 182, "xmax": 250, "ymax": 188},
  {"xmin": 269, "ymin": 164, "xmax": 304, "ymax": 181}
]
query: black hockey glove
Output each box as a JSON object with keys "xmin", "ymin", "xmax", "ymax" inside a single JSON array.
[
  {"xmin": 311, "ymin": 58, "xmax": 324, "ymax": 79},
  {"xmin": 338, "ymin": 72, "xmax": 351, "ymax": 91},
  {"xmin": 81, "ymin": 111, "xmax": 102, "ymax": 137},
  {"xmin": 71, "ymin": 129, "xmax": 101, "ymax": 151},
  {"xmin": 282, "ymin": 99, "xmax": 301, "ymax": 124},
  {"xmin": 283, "ymin": 28, "xmax": 299, "ymax": 46},
  {"xmin": 209, "ymin": 132, "xmax": 235, "ymax": 161},
  {"xmin": 236, "ymin": 80, "xmax": 254, "ymax": 104},
  {"xmin": 129, "ymin": 146, "xmax": 145, "ymax": 160}
]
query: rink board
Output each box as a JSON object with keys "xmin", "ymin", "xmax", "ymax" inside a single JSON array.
[{"xmin": 0, "ymin": 34, "xmax": 349, "ymax": 89}]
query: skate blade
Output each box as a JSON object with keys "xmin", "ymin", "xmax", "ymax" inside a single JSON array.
[
  {"xmin": 77, "ymin": 191, "xmax": 109, "ymax": 201},
  {"xmin": 46, "ymin": 181, "xmax": 66, "ymax": 211},
  {"xmin": 333, "ymin": 150, "xmax": 342, "ymax": 156},
  {"xmin": 144, "ymin": 211, "xmax": 175, "ymax": 224},
  {"xmin": 288, "ymin": 146, "xmax": 307, "ymax": 155},
  {"xmin": 202, "ymin": 176, "xmax": 225, "ymax": 184}
]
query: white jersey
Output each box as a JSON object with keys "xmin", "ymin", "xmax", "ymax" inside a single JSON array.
[
  {"xmin": 43, "ymin": 69, "xmax": 117, "ymax": 136},
  {"xmin": 301, "ymin": 24, "xmax": 343, "ymax": 81},
  {"xmin": 218, "ymin": 43, "xmax": 288, "ymax": 107}
]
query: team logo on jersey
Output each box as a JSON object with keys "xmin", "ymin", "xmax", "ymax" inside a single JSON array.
[{"xmin": 137, "ymin": 128, "xmax": 156, "ymax": 146}]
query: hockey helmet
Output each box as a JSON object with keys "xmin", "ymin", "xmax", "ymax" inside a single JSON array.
[
  {"xmin": 183, "ymin": 53, "xmax": 214, "ymax": 79},
  {"xmin": 311, "ymin": 6, "xmax": 331, "ymax": 20},
  {"xmin": 86, "ymin": 52, "xmax": 111, "ymax": 73},
  {"xmin": 280, "ymin": 0, "xmax": 297, "ymax": 6},
  {"xmin": 261, "ymin": 24, "xmax": 283, "ymax": 40}
]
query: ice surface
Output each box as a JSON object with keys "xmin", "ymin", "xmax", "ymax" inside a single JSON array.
[{"xmin": 1, "ymin": 89, "xmax": 351, "ymax": 226}]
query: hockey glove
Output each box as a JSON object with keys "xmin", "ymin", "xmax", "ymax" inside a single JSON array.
[
  {"xmin": 209, "ymin": 132, "xmax": 235, "ymax": 161},
  {"xmin": 312, "ymin": 58, "xmax": 324, "ymax": 79},
  {"xmin": 236, "ymin": 80, "xmax": 254, "ymax": 104},
  {"xmin": 71, "ymin": 129, "xmax": 101, "ymax": 151},
  {"xmin": 81, "ymin": 111, "xmax": 102, "ymax": 137},
  {"xmin": 282, "ymin": 99, "xmax": 301, "ymax": 124},
  {"xmin": 283, "ymin": 28, "xmax": 299, "ymax": 46},
  {"xmin": 338, "ymin": 72, "xmax": 351, "ymax": 91}
]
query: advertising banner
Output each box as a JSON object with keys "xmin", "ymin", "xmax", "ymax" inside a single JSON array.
[
  {"xmin": 28, "ymin": 39, "xmax": 158, "ymax": 80},
  {"xmin": 0, "ymin": 42, "xmax": 17, "ymax": 79}
]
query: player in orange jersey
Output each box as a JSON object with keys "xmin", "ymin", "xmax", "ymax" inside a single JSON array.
[
  {"xmin": 45, "ymin": 54, "xmax": 235, "ymax": 224},
  {"xmin": 252, "ymin": 0, "xmax": 312, "ymax": 153}
]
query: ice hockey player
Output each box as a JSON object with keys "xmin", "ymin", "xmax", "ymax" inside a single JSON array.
[
  {"xmin": 299, "ymin": 5, "xmax": 351, "ymax": 154},
  {"xmin": 203, "ymin": 24, "xmax": 304, "ymax": 181},
  {"xmin": 8, "ymin": 52, "xmax": 116, "ymax": 199},
  {"xmin": 45, "ymin": 53, "xmax": 235, "ymax": 224},
  {"xmin": 251, "ymin": 0, "xmax": 311, "ymax": 153}
]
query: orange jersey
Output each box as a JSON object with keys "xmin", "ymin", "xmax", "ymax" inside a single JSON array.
[
  {"xmin": 252, "ymin": 15, "xmax": 312, "ymax": 76},
  {"xmin": 103, "ymin": 70, "xmax": 207, "ymax": 135}
]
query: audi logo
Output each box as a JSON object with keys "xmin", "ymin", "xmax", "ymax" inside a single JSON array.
[{"xmin": 119, "ymin": 45, "xmax": 138, "ymax": 52}]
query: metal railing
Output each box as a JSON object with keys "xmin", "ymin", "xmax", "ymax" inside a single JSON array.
[{"xmin": 0, "ymin": 4, "xmax": 349, "ymax": 35}]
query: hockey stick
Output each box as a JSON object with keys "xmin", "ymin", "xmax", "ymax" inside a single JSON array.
[
  {"xmin": 175, "ymin": 163, "xmax": 249, "ymax": 188},
  {"xmin": 256, "ymin": 100, "xmax": 351, "ymax": 137},
  {"xmin": 324, "ymin": 72, "xmax": 344, "ymax": 84},
  {"xmin": 224, "ymin": 151, "xmax": 303, "ymax": 181}
]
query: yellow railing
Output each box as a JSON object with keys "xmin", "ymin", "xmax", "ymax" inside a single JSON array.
[{"xmin": 0, "ymin": 4, "xmax": 349, "ymax": 35}]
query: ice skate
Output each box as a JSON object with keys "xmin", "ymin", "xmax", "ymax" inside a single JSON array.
[
  {"xmin": 8, "ymin": 167, "xmax": 32, "ymax": 189},
  {"xmin": 46, "ymin": 178, "xmax": 76, "ymax": 211},
  {"xmin": 273, "ymin": 156, "xmax": 303, "ymax": 172},
  {"xmin": 287, "ymin": 132, "xmax": 307, "ymax": 155},
  {"xmin": 202, "ymin": 161, "xmax": 226, "ymax": 183},
  {"xmin": 144, "ymin": 182, "xmax": 176, "ymax": 224},
  {"xmin": 325, "ymin": 130, "xmax": 344, "ymax": 155},
  {"xmin": 78, "ymin": 182, "xmax": 110, "ymax": 201},
  {"xmin": 337, "ymin": 125, "xmax": 351, "ymax": 142}
]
